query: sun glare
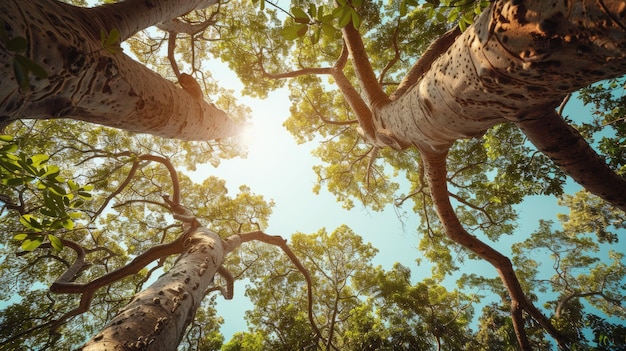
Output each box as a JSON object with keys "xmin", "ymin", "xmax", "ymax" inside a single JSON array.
[{"xmin": 237, "ymin": 120, "xmax": 283, "ymax": 165}]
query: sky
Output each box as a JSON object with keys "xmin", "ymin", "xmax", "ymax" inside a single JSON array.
[{"xmin": 191, "ymin": 69, "xmax": 588, "ymax": 340}]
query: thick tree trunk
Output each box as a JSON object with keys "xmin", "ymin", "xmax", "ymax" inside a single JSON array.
[
  {"xmin": 0, "ymin": 0, "xmax": 238, "ymax": 140},
  {"xmin": 80, "ymin": 227, "xmax": 227, "ymax": 351},
  {"xmin": 372, "ymin": 0, "xmax": 626, "ymax": 211},
  {"xmin": 379, "ymin": 0, "xmax": 626, "ymax": 152}
]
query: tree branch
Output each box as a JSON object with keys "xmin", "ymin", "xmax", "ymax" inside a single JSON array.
[
  {"xmin": 516, "ymin": 109, "xmax": 626, "ymax": 211},
  {"xmin": 341, "ymin": 23, "xmax": 389, "ymax": 107},
  {"xmin": 378, "ymin": 20, "xmax": 402, "ymax": 85},
  {"xmin": 237, "ymin": 231, "xmax": 325, "ymax": 347},
  {"xmin": 421, "ymin": 152, "xmax": 568, "ymax": 350},
  {"xmin": 390, "ymin": 27, "xmax": 460, "ymax": 100}
]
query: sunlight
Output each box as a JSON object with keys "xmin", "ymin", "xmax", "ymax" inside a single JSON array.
[{"xmin": 236, "ymin": 118, "xmax": 284, "ymax": 167}]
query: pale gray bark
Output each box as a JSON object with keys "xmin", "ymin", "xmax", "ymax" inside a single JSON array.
[
  {"xmin": 377, "ymin": 0, "xmax": 626, "ymax": 153},
  {"xmin": 80, "ymin": 227, "xmax": 226, "ymax": 351},
  {"xmin": 0, "ymin": 0, "xmax": 237, "ymax": 140}
]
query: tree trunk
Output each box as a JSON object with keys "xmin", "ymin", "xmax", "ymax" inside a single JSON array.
[
  {"xmin": 378, "ymin": 0, "xmax": 626, "ymax": 152},
  {"xmin": 373, "ymin": 0, "xmax": 626, "ymax": 210},
  {"xmin": 80, "ymin": 227, "xmax": 226, "ymax": 351},
  {"xmin": 0, "ymin": 0, "xmax": 238, "ymax": 140}
]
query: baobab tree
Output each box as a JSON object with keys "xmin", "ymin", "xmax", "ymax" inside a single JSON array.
[{"xmin": 1, "ymin": 0, "xmax": 625, "ymax": 349}]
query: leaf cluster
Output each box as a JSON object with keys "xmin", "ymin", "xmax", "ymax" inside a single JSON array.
[
  {"xmin": 0, "ymin": 135, "xmax": 92, "ymax": 252},
  {"xmin": 229, "ymin": 226, "xmax": 479, "ymax": 350},
  {"xmin": 577, "ymin": 78, "xmax": 626, "ymax": 175},
  {"xmin": 0, "ymin": 119, "xmax": 271, "ymax": 349}
]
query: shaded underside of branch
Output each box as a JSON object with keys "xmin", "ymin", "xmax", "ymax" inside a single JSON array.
[{"xmin": 516, "ymin": 110, "xmax": 626, "ymax": 212}]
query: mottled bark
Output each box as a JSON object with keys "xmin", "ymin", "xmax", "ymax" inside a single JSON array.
[
  {"xmin": 517, "ymin": 110, "xmax": 626, "ymax": 211},
  {"xmin": 378, "ymin": 0, "xmax": 626, "ymax": 153},
  {"xmin": 370, "ymin": 0, "xmax": 626, "ymax": 210},
  {"xmin": 0, "ymin": 0, "xmax": 238, "ymax": 140},
  {"xmin": 81, "ymin": 227, "xmax": 226, "ymax": 351}
]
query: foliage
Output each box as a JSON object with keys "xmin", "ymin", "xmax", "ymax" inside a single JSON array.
[
  {"xmin": 227, "ymin": 226, "xmax": 477, "ymax": 350},
  {"xmin": 0, "ymin": 119, "xmax": 270, "ymax": 349},
  {"xmin": 99, "ymin": 28, "xmax": 122, "ymax": 54},
  {"xmin": 577, "ymin": 78, "xmax": 626, "ymax": 175},
  {"xmin": 422, "ymin": 0, "xmax": 491, "ymax": 31},
  {"xmin": 0, "ymin": 135, "xmax": 92, "ymax": 252},
  {"xmin": 1, "ymin": 0, "xmax": 625, "ymax": 350}
]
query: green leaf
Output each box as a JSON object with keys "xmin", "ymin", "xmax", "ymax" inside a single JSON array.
[
  {"xmin": 14, "ymin": 55, "xmax": 48, "ymax": 78},
  {"xmin": 291, "ymin": 7, "xmax": 309, "ymax": 24},
  {"xmin": 61, "ymin": 218, "xmax": 74, "ymax": 230},
  {"xmin": 296, "ymin": 24, "xmax": 308, "ymax": 37},
  {"xmin": 321, "ymin": 23, "xmax": 336, "ymax": 37},
  {"xmin": 41, "ymin": 165, "xmax": 60, "ymax": 178},
  {"xmin": 100, "ymin": 28, "xmax": 122, "ymax": 54},
  {"xmin": 29, "ymin": 153, "xmax": 49, "ymax": 167},
  {"xmin": 20, "ymin": 214, "xmax": 42, "ymax": 231},
  {"xmin": 0, "ymin": 142, "xmax": 18, "ymax": 153},
  {"xmin": 280, "ymin": 24, "xmax": 308, "ymax": 40},
  {"xmin": 280, "ymin": 25, "xmax": 298, "ymax": 40},
  {"xmin": 462, "ymin": 11, "xmax": 475, "ymax": 25},
  {"xmin": 308, "ymin": 4, "xmax": 316, "ymax": 18},
  {"xmin": 48, "ymin": 234, "xmax": 64, "ymax": 251},
  {"xmin": 4, "ymin": 177, "xmax": 25, "ymax": 186},
  {"xmin": 311, "ymin": 27, "xmax": 320, "ymax": 45},
  {"xmin": 13, "ymin": 59, "xmax": 31, "ymax": 92},
  {"xmin": 77, "ymin": 191, "xmax": 92, "ymax": 199},
  {"xmin": 0, "ymin": 135, "xmax": 14, "ymax": 142},
  {"xmin": 46, "ymin": 182, "xmax": 67, "ymax": 196},
  {"xmin": 104, "ymin": 28, "xmax": 120, "ymax": 47},
  {"xmin": 7, "ymin": 36, "xmax": 27, "ymax": 53},
  {"xmin": 68, "ymin": 179, "xmax": 79, "ymax": 191},
  {"xmin": 13, "ymin": 233, "xmax": 28, "ymax": 241},
  {"xmin": 337, "ymin": 8, "xmax": 352, "ymax": 28},
  {"xmin": 40, "ymin": 207, "xmax": 57, "ymax": 217},
  {"xmin": 332, "ymin": 6, "xmax": 344, "ymax": 18},
  {"xmin": 351, "ymin": 10, "xmax": 361, "ymax": 29},
  {"xmin": 21, "ymin": 237, "xmax": 43, "ymax": 251},
  {"xmin": 68, "ymin": 210, "xmax": 83, "ymax": 218},
  {"xmin": 351, "ymin": 0, "xmax": 363, "ymax": 7},
  {"xmin": 459, "ymin": 20, "xmax": 467, "ymax": 32}
]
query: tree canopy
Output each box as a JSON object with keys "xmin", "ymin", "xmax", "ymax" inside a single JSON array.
[{"xmin": 1, "ymin": 0, "xmax": 625, "ymax": 350}]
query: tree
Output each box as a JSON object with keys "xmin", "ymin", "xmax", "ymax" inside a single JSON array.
[
  {"xmin": 0, "ymin": 119, "xmax": 252, "ymax": 349},
  {"xmin": 1, "ymin": 0, "xmax": 625, "ymax": 350},
  {"xmin": 224, "ymin": 227, "xmax": 475, "ymax": 350}
]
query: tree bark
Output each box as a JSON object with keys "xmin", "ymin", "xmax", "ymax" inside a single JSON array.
[
  {"xmin": 374, "ymin": 0, "xmax": 626, "ymax": 209},
  {"xmin": 80, "ymin": 226, "xmax": 227, "ymax": 351},
  {"xmin": 0, "ymin": 0, "xmax": 238, "ymax": 140},
  {"xmin": 378, "ymin": 0, "xmax": 626, "ymax": 151}
]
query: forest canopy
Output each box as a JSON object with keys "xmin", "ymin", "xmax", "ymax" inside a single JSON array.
[{"xmin": 0, "ymin": 0, "xmax": 625, "ymax": 350}]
